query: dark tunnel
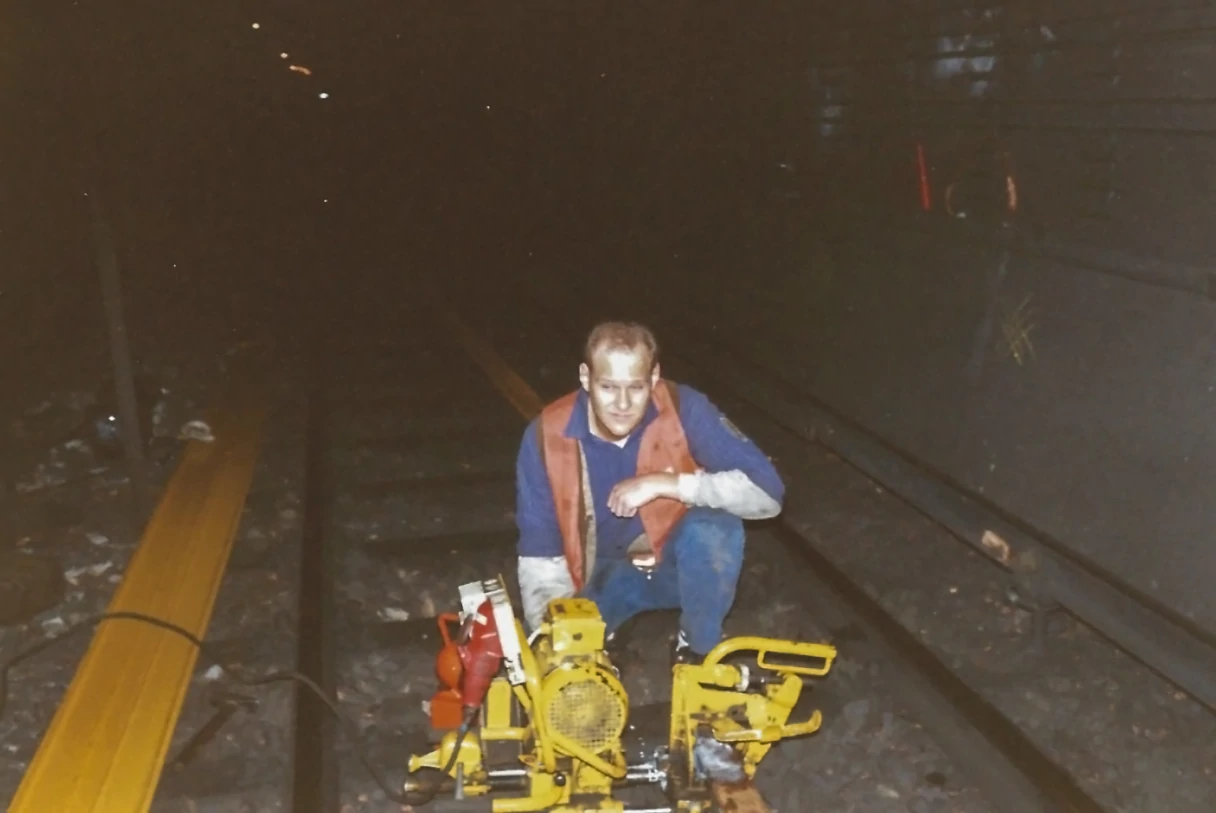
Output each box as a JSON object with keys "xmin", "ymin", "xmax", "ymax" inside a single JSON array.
[{"xmin": 2, "ymin": 2, "xmax": 1216, "ymax": 811}]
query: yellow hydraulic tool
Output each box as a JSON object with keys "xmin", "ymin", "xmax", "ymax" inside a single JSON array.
[{"xmin": 403, "ymin": 577, "xmax": 837, "ymax": 812}]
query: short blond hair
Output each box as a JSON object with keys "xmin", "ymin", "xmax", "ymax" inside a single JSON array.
[{"xmin": 584, "ymin": 321, "xmax": 659, "ymax": 372}]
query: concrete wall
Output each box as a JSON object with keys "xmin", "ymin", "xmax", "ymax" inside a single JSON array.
[{"xmin": 598, "ymin": 2, "xmax": 1216, "ymax": 635}]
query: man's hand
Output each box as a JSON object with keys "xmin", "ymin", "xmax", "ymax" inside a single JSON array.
[{"xmin": 607, "ymin": 473, "xmax": 679, "ymax": 517}]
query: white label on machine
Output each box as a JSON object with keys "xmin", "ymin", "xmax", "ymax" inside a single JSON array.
[
  {"xmin": 488, "ymin": 584, "xmax": 525, "ymax": 685},
  {"xmin": 458, "ymin": 581, "xmax": 489, "ymax": 621},
  {"xmin": 456, "ymin": 578, "xmax": 525, "ymax": 685}
]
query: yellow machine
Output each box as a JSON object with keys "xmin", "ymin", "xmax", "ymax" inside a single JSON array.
[{"xmin": 403, "ymin": 577, "xmax": 837, "ymax": 812}]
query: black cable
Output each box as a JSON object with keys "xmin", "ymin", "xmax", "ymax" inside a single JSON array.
[
  {"xmin": 400, "ymin": 705, "xmax": 479, "ymax": 807},
  {"xmin": 0, "ymin": 609, "xmax": 460, "ymax": 806}
]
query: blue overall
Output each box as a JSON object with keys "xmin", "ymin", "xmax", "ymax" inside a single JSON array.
[
  {"xmin": 579, "ymin": 507, "xmax": 745, "ymax": 654},
  {"xmin": 515, "ymin": 384, "xmax": 784, "ymax": 654}
]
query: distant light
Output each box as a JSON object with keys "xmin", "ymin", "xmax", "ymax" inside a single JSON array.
[
  {"xmin": 251, "ymin": 22, "xmax": 260, "ymax": 29},
  {"xmin": 319, "ymin": 92, "xmax": 329, "ymax": 99},
  {"xmin": 280, "ymin": 52, "xmax": 289, "ymax": 59},
  {"xmin": 485, "ymin": 105, "xmax": 490, "ymax": 110}
]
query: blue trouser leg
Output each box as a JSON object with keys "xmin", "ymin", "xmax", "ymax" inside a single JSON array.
[
  {"xmin": 578, "ymin": 557, "xmax": 678, "ymax": 639},
  {"xmin": 578, "ymin": 507, "xmax": 746, "ymax": 655},
  {"xmin": 670, "ymin": 508, "xmax": 746, "ymax": 654}
]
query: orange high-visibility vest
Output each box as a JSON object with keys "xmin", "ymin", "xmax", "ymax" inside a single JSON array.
[{"xmin": 538, "ymin": 380, "xmax": 697, "ymax": 589}]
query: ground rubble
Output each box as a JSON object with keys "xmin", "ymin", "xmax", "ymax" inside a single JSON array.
[
  {"xmin": 315, "ymin": 435, "xmax": 1003, "ymax": 811},
  {"xmin": 714, "ymin": 383, "xmax": 1216, "ymax": 813},
  {"xmin": 0, "ymin": 339, "xmax": 282, "ymax": 810},
  {"xmin": 8, "ymin": 327, "xmax": 1212, "ymax": 813}
]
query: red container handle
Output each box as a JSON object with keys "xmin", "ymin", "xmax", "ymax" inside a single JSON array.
[{"xmin": 437, "ymin": 612, "xmax": 461, "ymax": 647}]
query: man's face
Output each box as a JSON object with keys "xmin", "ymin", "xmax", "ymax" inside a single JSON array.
[{"xmin": 579, "ymin": 343, "xmax": 659, "ymax": 441}]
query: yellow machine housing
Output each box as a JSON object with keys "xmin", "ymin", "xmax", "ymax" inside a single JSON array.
[
  {"xmin": 406, "ymin": 582, "xmax": 837, "ymax": 813},
  {"xmin": 532, "ymin": 599, "xmax": 630, "ymax": 778}
]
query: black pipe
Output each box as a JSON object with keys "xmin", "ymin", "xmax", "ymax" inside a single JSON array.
[{"xmin": 290, "ymin": 343, "xmax": 340, "ymax": 812}]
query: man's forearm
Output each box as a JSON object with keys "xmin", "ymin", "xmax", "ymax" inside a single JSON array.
[
  {"xmin": 676, "ymin": 470, "xmax": 782, "ymax": 519},
  {"xmin": 517, "ymin": 556, "xmax": 576, "ymax": 631}
]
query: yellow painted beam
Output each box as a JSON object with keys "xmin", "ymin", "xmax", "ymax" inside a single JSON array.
[
  {"xmin": 10, "ymin": 380, "xmax": 268, "ymax": 813},
  {"xmin": 438, "ymin": 307, "xmax": 545, "ymax": 419}
]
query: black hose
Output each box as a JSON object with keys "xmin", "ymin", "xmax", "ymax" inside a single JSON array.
[
  {"xmin": 400, "ymin": 705, "xmax": 479, "ymax": 807},
  {"xmin": 0, "ymin": 611, "xmax": 476, "ymax": 809}
]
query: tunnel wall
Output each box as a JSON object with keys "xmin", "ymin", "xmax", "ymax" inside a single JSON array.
[
  {"xmin": 5, "ymin": 3, "xmax": 1211, "ymax": 633},
  {"xmin": 615, "ymin": 2, "xmax": 1216, "ymax": 635}
]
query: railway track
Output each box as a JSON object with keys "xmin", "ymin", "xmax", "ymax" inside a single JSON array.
[
  {"xmin": 287, "ymin": 301, "xmax": 549, "ymax": 811},
  {"xmin": 32, "ymin": 286, "xmax": 1199, "ymax": 812},
  {"xmin": 273, "ymin": 290, "xmax": 1116, "ymax": 813},
  {"xmin": 4, "ymin": 3, "xmax": 1214, "ymax": 811}
]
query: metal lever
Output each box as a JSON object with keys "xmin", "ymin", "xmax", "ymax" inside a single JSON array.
[{"xmin": 167, "ymin": 689, "xmax": 258, "ymax": 771}]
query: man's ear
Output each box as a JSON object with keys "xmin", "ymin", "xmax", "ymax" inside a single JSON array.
[
  {"xmin": 651, "ymin": 362, "xmax": 662, "ymax": 387},
  {"xmin": 579, "ymin": 362, "xmax": 591, "ymax": 391}
]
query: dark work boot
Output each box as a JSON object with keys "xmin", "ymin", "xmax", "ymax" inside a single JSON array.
[{"xmin": 671, "ymin": 630, "xmax": 706, "ymax": 668}]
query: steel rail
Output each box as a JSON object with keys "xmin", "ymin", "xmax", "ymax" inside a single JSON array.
[
  {"xmin": 437, "ymin": 293, "xmax": 1112, "ymax": 813},
  {"xmin": 767, "ymin": 517, "xmax": 1103, "ymax": 813},
  {"xmin": 656, "ymin": 318, "xmax": 1216, "ymax": 714},
  {"xmin": 290, "ymin": 341, "xmax": 341, "ymax": 813}
]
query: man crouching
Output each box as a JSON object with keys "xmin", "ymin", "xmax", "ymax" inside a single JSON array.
[{"xmin": 514, "ymin": 320, "xmax": 785, "ymax": 664}]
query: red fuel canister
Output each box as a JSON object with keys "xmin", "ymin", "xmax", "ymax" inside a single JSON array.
[{"xmin": 427, "ymin": 613, "xmax": 466, "ymax": 731}]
